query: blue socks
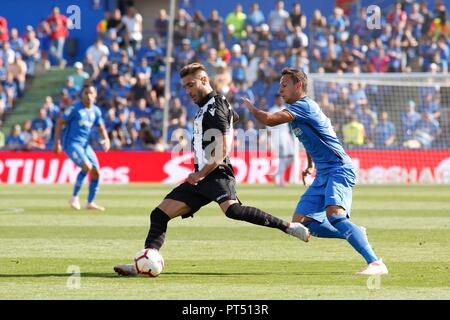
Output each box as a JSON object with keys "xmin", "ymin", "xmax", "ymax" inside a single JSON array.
[
  {"xmin": 73, "ymin": 170, "xmax": 88, "ymax": 197},
  {"xmin": 88, "ymin": 178, "xmax": 100, "ymax": 203},
  {"xmin": 328, "ymin": 214, "xmax": 378, "ymax": 264},
  {"xmin": 303, "ymin": 219, "xmax": 346, "ymax": 239}
]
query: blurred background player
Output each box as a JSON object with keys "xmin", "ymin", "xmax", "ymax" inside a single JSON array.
[
  {"xmin": 53, "ymin": 84, "xmax": 110, "ymax": 211},
  {"xmin": 114, "ymin": 63, "xmax": 310, "ymax": 276},
  {"xmin": 241, "ymin": 68, "xmax": 388, "ymax": 276},
  {"xmin": 267, "ymin": 94, "xmax": 295, "ymax": 186}
]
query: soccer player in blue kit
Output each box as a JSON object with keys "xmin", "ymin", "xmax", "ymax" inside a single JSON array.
[
  {"xmin": 241, "ymin": 68, "xmax": 388, "ymax": 275},
  {"xmin": 53, "ymin": 84, "xmax": 110, "ymax": 211}
]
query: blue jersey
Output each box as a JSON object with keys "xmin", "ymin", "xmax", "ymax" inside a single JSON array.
[
  {"xmin": 285, "ymin": 96, "xmax": 353, "ymax": 172},
  {"xmin": 62, "ymin": 101, "xmax": 104, "ymax": 148}
]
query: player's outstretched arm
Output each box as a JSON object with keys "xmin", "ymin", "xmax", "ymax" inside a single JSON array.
[
  {"xmin": 53, "ymin": 117, "xmax": 65, "ymax": 154},
  {"xmin": 240, "ymin": 97, "xmax": 293, "ymax": 126}
]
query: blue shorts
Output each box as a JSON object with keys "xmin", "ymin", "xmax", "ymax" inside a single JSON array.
[
  {"xmin": 64, "ymin": 144, "xmax": 99, "ymax": 169},
  {"xmin": 294, "ymin": 166, "xmax": 356, "ymax": 222}
]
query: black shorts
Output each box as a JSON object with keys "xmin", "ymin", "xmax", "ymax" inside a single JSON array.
[{"xmin": 164, "ymin": 165, "xmax": 240, "ymax": 218}]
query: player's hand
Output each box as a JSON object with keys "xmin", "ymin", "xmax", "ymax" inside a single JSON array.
[
  {"xmin": 302, "ymin": 167, "xmax": 314, "ymax": 186},
  {"xmin": 53, "ymin": 142, "xmax": 62, "ymax": 154},
  {"xmin": 240, "ymin": 97, "xmax": 255, "ymax": 110},
  {"xmin": 101, "ymin": 139, "xmax": 110, "ymax": 152},
  {"xmin": 186, "ymin": 172, "xmax": 204, "ymax": 185}
]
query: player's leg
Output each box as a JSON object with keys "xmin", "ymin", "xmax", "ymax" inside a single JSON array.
[
  {"xmin": 144, "ymin": 182, "xmax": 209, "ymax": 250},
  {"xmin": 64, "ymin": 144, "xmax": 90, "ymax": 210},
  {"xmin": 292, "ymin": 212, "xmax": 346, "ymax": 239},
  {"xmin": 115, "ymin": 183, "xmax": 202, "ymax": 276},
  {"xmin": 144, "ymin": 198, "xmax": 192, "ymax": 250},
  {"xmin": 208, "ymin": 167, "xmax": 310, "ymax": 241},
  {"xmin": 293, "ymin": 176, "xmax": 345, "ymax": 239},
  {"xmin": 324, "ymin": 168, "xmax": 387, "ymax": 275},
  {"xmin": 85, "ymin": 146, "xmax": 104, "ymax": 211}
]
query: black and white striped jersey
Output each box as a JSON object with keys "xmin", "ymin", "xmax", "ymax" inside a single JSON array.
[{"xmin": 192, "ymin": 91, "xmax": 235, "ymax": 172}]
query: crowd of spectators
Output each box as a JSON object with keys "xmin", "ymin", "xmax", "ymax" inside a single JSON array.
[{"xmin": 1, "ymin": 0, "xmax": 449, "ymax": 151}]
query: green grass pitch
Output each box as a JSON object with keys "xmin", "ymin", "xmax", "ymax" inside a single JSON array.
[{"xmin": 0, "ymin": 184, "xmax": 449, "ymax": 299}]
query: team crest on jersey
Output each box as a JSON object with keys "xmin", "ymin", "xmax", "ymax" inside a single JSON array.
[
  {"xmin": 293, "ymin": 127, "xmax": 303, "ymax": 135},
  {"xmin": 208, "ymin": 107, "xmax": 216, "ymax": 116}
]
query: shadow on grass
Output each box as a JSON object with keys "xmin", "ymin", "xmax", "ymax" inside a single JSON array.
[{"xmin": 0, "ymin": 270, "xmax": 349, "ymax": 279}]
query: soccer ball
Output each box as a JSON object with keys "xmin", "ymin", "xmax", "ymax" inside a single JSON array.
[{"xmin": 134, "ymin": 248, "xmax": 164, "ymax": 277}]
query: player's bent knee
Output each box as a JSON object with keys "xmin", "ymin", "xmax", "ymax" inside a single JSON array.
[
  {"xmin": 90, "ymin": 168, "xmax": 100, "ymax": 180},
  {"xmin": 326, "ymin": 205, "xmax": 346, "ymax": 217},
  {"xmin": 292, "ymin": 214, "xmax": 314, "ymax": 223},
  {"xmin": 158, "ymin": 199, "xmax": 191, "ymax": 219},
  {"xmin": 82, "ymin": 163, "xmax": 93, "ymax": 172}
]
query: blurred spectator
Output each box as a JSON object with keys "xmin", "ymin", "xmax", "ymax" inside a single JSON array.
[
  {"xmin": 0, "ymin": 16, "xmax": 9, "ymax": 43},
  {"xmin": 7, "ymin": 53, "xmax": 27, "ymax": 97},
  {"xmin": 288, "ymin": 2, "xmax": 307, "ymax": 32},
  {"xmin": 230, "ymin": 44, "xmax": 248, "ymax": 84},
  {"xmin": 286, "ymin": 26, "xmax": 308, "ymax": 49},
  {"xmin": 342, "ymin": 114, "xmax": 365, "ymax": 146},
  {"xmin": 31, "ymin": 108, "xmax": 52, "ymax": 141},
  {"xmin": 225, "ymin": 4, "xmax": 247, "ymax": 40},
  {"xmin": 247, "ymin": 3, "xmax": 265, "ymax": 29},
  {"xmin": 8, "ymin": 28, "xmax": 23, "ymax": 52},
  {"xmin": 1, "ymin": 41, "xmax": 15, "ymax": 65},
  {"xmin": 108, "ymin": 9, "xmax": 124, "ymax": 34},
  {"xmin": 175, "ymin": 38, "xmax": 195, "ymax": 69},
  {"xmin": 86, "ymin": 38, "xmax": 109, "ymax": 71},
  {"xmin": 268, "ymin": 1, "xmax": 289, "ymax": 37},
  {"xmin": 70, "ymin": 62, "xmax": 89, "ymax": 91},
  {"xmin": 206, "ymin": 10, "xmax": 224, "ymax": 48},
  {"xmin": 404, "ymin": 112, "xmax": 441, "ymax": 149},
  {"xmin": 121, "ymin": 7, "xmax": 143, "ymax": 53},
  {"xmin": 5, "ymin": 123, "xmax": 26, "ymax": 150},
  {"xmin": 46, "ymin": 6, "xmax": 70, "ymax": 68},
  {"xmin": 173, "ymin": 9, "xmax": 192, "ymax": 46},
  {"xmin": 358, "ymin": 104, "xmax": 377, "ymax": 147},
  {"xmin": 22, "ymin": 27, "xmax": 41, "ymax": 76},
  {"xmin": 374, "ymin": 111, "xmax": 396, "ymax": 148},
  {"xmin": 155, "ymin": 9, "xmax": 169, "ymax": 43},
  {"xmin": 419, "ymin": 92, "xmax": 441, "ymax": 119},
  {"xmin": 401, "ymin": 100, "xmax": 421, "ymax": 141}
]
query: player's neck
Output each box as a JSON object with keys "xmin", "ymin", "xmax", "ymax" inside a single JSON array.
[{"xmin": 82, "ymin": 101, "xmax": 93, "ymax": 109}]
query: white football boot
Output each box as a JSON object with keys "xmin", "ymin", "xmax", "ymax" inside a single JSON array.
[
  {"xmin": 286, "ymin": 222, "xmax": 311, "ymax": 242},
  {"xmin": 69, "ymin": 196, "xmax": 81, "ymax": 210},
  {"xmin": 356, "ymin": 258, "xmax": 389, "ymax": 276},
  {"xmin": 86, "ymin": 202, "xmax": 105, "ymax": 211},
  {"xmin": 114, "ymin": 264, "xmax": 139, "ymax": 276}
]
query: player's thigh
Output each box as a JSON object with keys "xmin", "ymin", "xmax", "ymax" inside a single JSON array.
[
  {"xmin": 162, "ymin": 182, "xmax": 211, "ymax": 219},
  {"xmin": 196, "ymin": 166, "xmax": 241, "ymax": 214},
  {"xmin": 158, "ymin": 198, "xmax": 192, "ymax": 219},
  {"xmin": 65, "ymin": 144, "xmax": 91, "ymax": 169},
  {"xmin": 84, "ymin": 145, "xmax": 100, "ymax": 170},
  {"xmin": 325, "ymin": 168, "xmax": 355, "ymax": 216},
  {"xmin": 294, "ymin": 174, "xmax": 327, "ymax": 221}
]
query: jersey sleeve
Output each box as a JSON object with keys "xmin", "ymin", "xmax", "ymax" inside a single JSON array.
[
  {"xmin": 284, "ymin": 101, "xmax": 309, "ymax": 123},
  {"xmin": 62, "ymin": 106, "xmax": 75, "ymax": 123},
  {"xmin": 204, "ymin": 96, "xmax": 232, "ymax": 134},
  {"xmin": 95, "ymin": 107, "xmax": 104, "ymax": 127}
]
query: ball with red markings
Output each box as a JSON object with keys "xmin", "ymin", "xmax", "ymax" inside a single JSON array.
[{"xmin": 134, "ymin": 248, "xmax": 164, "ymax": 277}]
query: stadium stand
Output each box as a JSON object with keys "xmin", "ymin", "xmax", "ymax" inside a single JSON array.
[{"xmin": 0, "ymin": 1, "xmax": 449, "ymax": 151}]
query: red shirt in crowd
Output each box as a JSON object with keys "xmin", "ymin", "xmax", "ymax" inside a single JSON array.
[
  {"xmin": 46, "ymin": 14, "xmax": 69, "ymax": 40},
  {"xmin": 0, "ymin": 16, "xmax": 9, "ymax": 42}
]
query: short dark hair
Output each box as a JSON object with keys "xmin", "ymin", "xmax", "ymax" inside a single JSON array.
[
  {"xmin": 281, "ymin": 68, "xmax": 308, "ymax": 93},
  {"xmin": 82, "ymin": 83, "xmax": 96, "ymax": 92},
  {"xmin": 179, "ymin": 62, "xmax": 207, "ymax": 78}
]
